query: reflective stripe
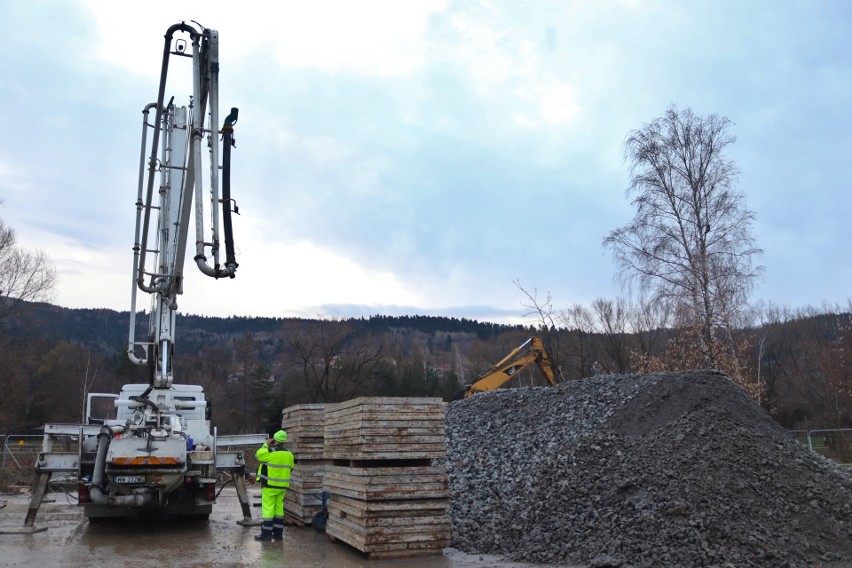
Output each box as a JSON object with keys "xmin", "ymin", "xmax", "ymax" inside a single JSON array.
[
  {"xmin": 260, "ymin": 475, "xmax": 291, "ymax": 483},
  {"xmin": 258, "ymin": 464, "xmax": 293, "ymax": 485}
]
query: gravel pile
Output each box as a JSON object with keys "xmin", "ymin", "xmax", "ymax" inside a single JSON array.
[{"xmin": 445, "ymin": 369, "xmax": 852, "ymax": 568}]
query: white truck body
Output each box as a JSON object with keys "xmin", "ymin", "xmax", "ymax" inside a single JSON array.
[{"xmin": 32, "ymin": 385, "xmax": 264, "ymax": 521}]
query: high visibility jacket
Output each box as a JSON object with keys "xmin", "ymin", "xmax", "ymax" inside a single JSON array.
[{"xmin": 255, "ymin": 443, "xmax": 294, "ymax": 489}]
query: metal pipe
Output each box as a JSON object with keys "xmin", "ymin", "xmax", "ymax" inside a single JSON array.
[
  {"xmin": 137, "ymin": 23, "xmax": 199, "ymax": 295},
  {"xmin": 128, "ymin": 103, "xmax": 159, "ymax": 365},
  {"xmin": 161, "ymin": 338, "xmax": 169, "ymax": 388},
  {"xmin": 91, "ymin": 425, "xmax": 125, "ymax": 487},
  {"xmin": 206, "ymin": 29, "xmax": 222, "ymax": 272},
  {"xmin": 88, "ymin": 486, "xmax": 156, "ymax": 508}
]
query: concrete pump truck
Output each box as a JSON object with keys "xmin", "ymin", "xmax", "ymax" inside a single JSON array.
[{"xmin": 17, "ymin": 22, "xmax": 265, "ymax": 531}]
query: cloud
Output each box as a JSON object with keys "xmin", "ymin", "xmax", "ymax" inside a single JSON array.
[
  {"xmin": 82, "ymin": 1, "xmax": 448, "ymax": 78},
  {"xmin": 3, "ymin": 0, "xmax": 851, "ymax": 326}
]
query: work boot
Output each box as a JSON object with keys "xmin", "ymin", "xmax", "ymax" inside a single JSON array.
[
  {"xmin": 273, "ymin": 516, "xmax": 284, "ymax": 540},
  {"xmin": 254, "ymin": 532, "xmax": 272, "ymax": 542}
]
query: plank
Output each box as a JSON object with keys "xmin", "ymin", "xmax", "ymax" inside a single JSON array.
[
  {"xmin": 330, "ymin": 494, "xmax": 450, "ymax": 515},
  {"xmin": 325, "ymin": 464, "xmax": 446, "ymax": 477},
  {"xmin": 327, "ymin": 515, "xmax": 450, "ymax": 547},
  {"xmin": 282, "ymin": 403, "xmax": 329, "ymax": 457},
  {"xmin": 324, "ymin": 449, "xmax": 445, "ymax": 460},
  {"xmin": 325, "ymin": 397, "xmax": 443, "ymax": 411},
  {"xmin": 325, "ymin": 423, "xmax": 444, "ymax": 433}
]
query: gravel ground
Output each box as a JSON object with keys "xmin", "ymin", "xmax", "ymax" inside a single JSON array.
[{"xmin": 445, "ymin": 369, "xmax": 852, "ymax": 568}]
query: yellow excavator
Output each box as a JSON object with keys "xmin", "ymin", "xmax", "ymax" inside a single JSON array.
[{"xmin": 456, "ymin": 336, "xmax": 559, "ymax": 399}]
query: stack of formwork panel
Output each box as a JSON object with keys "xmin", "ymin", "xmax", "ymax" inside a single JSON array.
[
  {"xmin": 281, "ymin": 403, "xmax": 329, "ymax": 525},
  {"xmin": 323, "ymin": 397, "xmax": 450, "ymax": 559}
]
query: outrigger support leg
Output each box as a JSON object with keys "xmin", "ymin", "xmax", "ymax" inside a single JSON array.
[
  {"xmin": 234, "ymin": 472, "xmax": 260, "ymax": 527},
  {"xmin": 0, "ymin": 472, "xmax": 50, "ymax": 534}
]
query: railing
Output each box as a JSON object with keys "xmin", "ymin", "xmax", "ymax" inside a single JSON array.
[{"xmin": 790, "ymin": 428, "xmax": 852, "ymax": 467}]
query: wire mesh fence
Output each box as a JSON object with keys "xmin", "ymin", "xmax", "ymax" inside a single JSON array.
[
  {"xmin": 790, "ymin": 429, "xmax": 852, "ymax": 467},
  {"xmin": 1, "ymin": 435, "xmax": 43, "ymax": 470}
]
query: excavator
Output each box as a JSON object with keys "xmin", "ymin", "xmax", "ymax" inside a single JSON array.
[{"xmin": 456, "ymin": 336, "xmax": 560, "ymax": 399}]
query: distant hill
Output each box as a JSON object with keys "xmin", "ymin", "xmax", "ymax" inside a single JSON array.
[{"xmin": 1, "ymin": 301, "xmax": 525, "ymax": 356}]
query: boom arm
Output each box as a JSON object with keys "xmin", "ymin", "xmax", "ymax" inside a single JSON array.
[
  {"xmin": 127, "ymin": 22, "xmax": 240, "ymax": 389},
  {"xmin": 459, "ymin": 337, "xmax": 558, "ymax": 398}
]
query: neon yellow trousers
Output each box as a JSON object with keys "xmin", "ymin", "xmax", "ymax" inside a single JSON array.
[{"xmin": 260, "ymin": 487, "xmax": 286, "ymax": 538}]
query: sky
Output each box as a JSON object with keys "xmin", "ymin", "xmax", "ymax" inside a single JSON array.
[{"xmin": 0, "ymin": 1, "xmax": 850, "ymax": 325}]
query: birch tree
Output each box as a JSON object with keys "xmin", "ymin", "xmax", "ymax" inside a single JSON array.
[{"xmin": 604, "ymin": 106, "xmax": 763, "ymax": 369}]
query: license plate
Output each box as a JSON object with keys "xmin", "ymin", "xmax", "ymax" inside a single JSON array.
[{"xmin": 113, "ymin": 475, "xmax": 145, "ymax": 484}]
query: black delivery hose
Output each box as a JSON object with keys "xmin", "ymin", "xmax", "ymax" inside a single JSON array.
[{"xmin": 221, "ymin": 107, "xmax": 239, "ymax": 278}]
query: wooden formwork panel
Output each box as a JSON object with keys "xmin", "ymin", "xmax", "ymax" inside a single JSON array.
[
  {"xmin": 281, "ymin": 403, "xmax": 328, "ymax": 459},
  {"xmin": 292, "ymin": 461, "xmax": 332, "ymax": 485},
  {"xmin": 284, "ymin": 488, "xmax": 323, "ymax": 522},
  {"xmin": 327, "ymin": 513, "xmax": 451, "ymax": 545},
  {"xmin": 326, "ymin": 494, "xmax": 451, "ymax": 558},
  {"xmin": 319, "ymin": 397, "xmax": 450, "ymax": 558},
  {"xmin": 323, "ymin": 465, "xmax": 450, "ymax": 557},
  {"xmin": 289, "ymin": 441, "xmax": 325, "ymax": 460},
  {"xmin": 330, "ymin": 493, "xmax": 450, "ymax": 520},
  {"xmin": 323, "ymin": 465, "xmax": 448, "ymax": 501},
  {"xmin": 282, "ymin": 461, "xmax": 331, "ymax": 524},
  {"xmin": 323, "ymin": 398, "xmax": 446, "ymax": 460}
]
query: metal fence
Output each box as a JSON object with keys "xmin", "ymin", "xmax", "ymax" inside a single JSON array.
[
  {"xmin": 1, "ymin": 434, "xmax": 43, "ymax": 470},
  {"xmin": 790, "ymin": 429, "xmax": 852, "ymax": 467}
]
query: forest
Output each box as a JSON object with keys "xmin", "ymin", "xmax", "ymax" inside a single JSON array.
[{"xmin": 0, "ymin": 298, "xmax": 849, "ymax": 438}]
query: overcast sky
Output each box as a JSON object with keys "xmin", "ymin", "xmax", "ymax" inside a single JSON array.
[{"xmin": 1, "ymin": 1, "xmax": 850, "ymax": 325}]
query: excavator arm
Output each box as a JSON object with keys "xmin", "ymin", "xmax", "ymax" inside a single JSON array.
[{"xmin": 458, "ymin": 337, "xmax": 558, "ymax": 399}]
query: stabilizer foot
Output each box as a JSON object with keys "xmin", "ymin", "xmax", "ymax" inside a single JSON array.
[{"xmin": 0, "ymin": 526, "xmax": 48, "ymax": 534}]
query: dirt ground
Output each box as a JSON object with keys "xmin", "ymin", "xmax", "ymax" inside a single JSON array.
[{"xmin": 0, "ymin": 488, "xmax": 577, "ymax": 568}]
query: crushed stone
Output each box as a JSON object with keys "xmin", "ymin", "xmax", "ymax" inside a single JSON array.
[{"xmin": 444, "ymin": 369, "xmax": 852, "ymax": 568}]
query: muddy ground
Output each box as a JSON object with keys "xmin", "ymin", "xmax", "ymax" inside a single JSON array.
[{"xmin": 0, "ymin": 488, "xmax": 577, "ymax": 568}]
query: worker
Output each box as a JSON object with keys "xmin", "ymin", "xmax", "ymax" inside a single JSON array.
[{"xmin": 254, "ymin": 429, "xmax": 295, "ymax": 541}]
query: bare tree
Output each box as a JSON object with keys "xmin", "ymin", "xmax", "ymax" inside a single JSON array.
[
  {"xmin": 0, "ymin": 215, "xmax": 58, "ymax": 321},
  {"xmin": 628, "ymin": 295, "xmax": 672, "ymax": 372},
  {"xmin": 414, "ymin": 338, "xmax": 432, "ymax": 390},
  {"xmin": 76, "ymin": 349, "xmax": 102, "ymax": 423},
  {"xmin": 559, "ymin": 303, "xmax": 597, "ymax": 378},
  {"xmin": 452, "ymin": 343, "xmax": 467, "ymax": 387},
  {"xmin": 515, "ymin": 280, "xmax": 564, "ymax": 376},
  {"xmin": 234, "ymin": 332, "xmax": 259, "ymax": 432},
  {"xmin": 592, "ymin": 297, "xmax": 631, "ymax": 373},
  {"xmin": 604, "ymin": 106, "xmax": 763, "ymax": 369},
  {"xmin": 281, "ymin": 320, "xmax": 384, "ymax": 402}
]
